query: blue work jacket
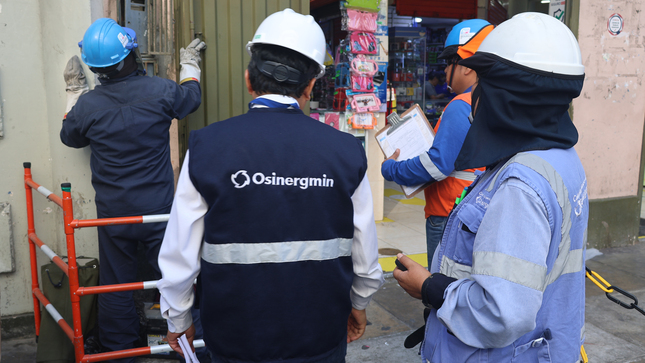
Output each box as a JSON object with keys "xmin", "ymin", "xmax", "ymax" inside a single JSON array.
[
  {"xmin": 425, "ymin": 148, "xmax": 588, "ymax": 362},
  {"xmin": 60, "ymin": 73, "xmax": 201, "ymax": 217}
]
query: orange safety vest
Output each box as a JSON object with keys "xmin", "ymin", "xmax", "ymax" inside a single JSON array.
[{"xmin": 424, "ymin": 92, "xmax": 485, "ymax": 219}]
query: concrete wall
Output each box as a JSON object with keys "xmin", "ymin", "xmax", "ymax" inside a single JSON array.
[
  {"xmin": 573, "ymin": 0, "xmax": 645, "ymax": 247},
  {"xmin": 575, "ymin": 0, "xmax": 645, "ymax": 199},
  {"xmin": 0, "ymin": 0, "xmax": 100, "ymax": 318}
]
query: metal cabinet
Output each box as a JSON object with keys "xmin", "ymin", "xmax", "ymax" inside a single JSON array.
[{"xmin": 388, "ymin": 27, "xmax": 426, "ymax": 114}]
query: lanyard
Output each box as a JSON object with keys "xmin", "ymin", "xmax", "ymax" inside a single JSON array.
[{"xmin": 249, "ymin": 97, "xmax": 300, "ymax": 110}]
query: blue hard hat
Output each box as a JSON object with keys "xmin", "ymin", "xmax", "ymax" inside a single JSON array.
[
  {"xmin": 438, "ymin": 19, "xmax": 491, "ymax": 60},
  {"xmin": 445, "ymin": 19, "xmax": 491, "ymax": 47},
  {"xmin": 78, "ymin": 18, "xmax": 138, "ymax": 68}
]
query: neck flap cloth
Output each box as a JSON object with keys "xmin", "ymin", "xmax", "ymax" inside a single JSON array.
[{"xmin": 455, "ymin": 53, "xmax": 585, "ymax": 170}]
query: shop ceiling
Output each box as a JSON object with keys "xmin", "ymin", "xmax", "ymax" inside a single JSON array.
[{"xmin": 310, "ymin": 0, "xmax": 478, "ymax": 19}]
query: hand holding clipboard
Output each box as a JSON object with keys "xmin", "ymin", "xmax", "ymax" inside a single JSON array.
[{"xmin": 375, "ymin": 104, "xmax": 436, "ymax": 198}]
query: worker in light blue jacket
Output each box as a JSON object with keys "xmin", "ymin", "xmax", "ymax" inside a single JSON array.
[{"xmin": 393, "ymin": 13, "xmax": 588, "ymax": 362}]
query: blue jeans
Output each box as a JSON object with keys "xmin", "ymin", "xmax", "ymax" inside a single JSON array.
[{"xmin": 425, "ymin": 215, "xmax": 448, "ymax": 268}]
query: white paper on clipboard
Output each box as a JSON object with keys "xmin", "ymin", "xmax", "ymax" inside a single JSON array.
[{"xmin": 375, "ymin": 104, "xmax": 436, "ymax": 198}]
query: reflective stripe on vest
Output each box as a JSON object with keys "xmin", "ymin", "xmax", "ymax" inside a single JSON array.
[
  {"xmin": 419, "ymin": 154, "xmax": 477, "ymax": 183},
  {"xmin": 440, "ymin": 152, "xmax": 584, "ymax": 292},
  {"xmin": 450, "ymin": 170, "xmax": 477, "ymax": 182},
  {"xmin": 201, "ymin": 238, "xmax": 352, "ymax": 265}
]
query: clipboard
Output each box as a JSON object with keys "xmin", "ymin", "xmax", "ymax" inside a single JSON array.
[{"xmin": 375, "ymin": 104, "xmax": 436, "ymax": 198}]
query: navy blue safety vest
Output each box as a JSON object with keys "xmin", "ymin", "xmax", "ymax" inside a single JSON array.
[{"xmin": 189, "ymin": 107, "xmax": 367, "ymax": 362}]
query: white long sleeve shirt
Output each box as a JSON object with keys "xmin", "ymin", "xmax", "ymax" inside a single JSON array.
[{"xmin": 157, "ymin": 150, "xmax": 384, "ymax": 333}]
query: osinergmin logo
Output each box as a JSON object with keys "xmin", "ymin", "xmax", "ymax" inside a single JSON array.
[
  {"xmin": 231, "ymin": 170, "xmax": 250, "ymax": 189},
  {"xmin": 231, "ymin": 170, "xmax": 334, "ymax": 190}
]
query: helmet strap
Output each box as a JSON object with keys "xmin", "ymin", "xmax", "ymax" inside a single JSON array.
[
  {"xmin": 132, "ymin": 47, "xmax": 147, "ymax": 76},
  {"xmin": 256, "ymin": 59, "xmax": 306, "ymax": 84},
  {"xmin": 447, "ymin": 63, "xmax": 456, "ymax": 92}
]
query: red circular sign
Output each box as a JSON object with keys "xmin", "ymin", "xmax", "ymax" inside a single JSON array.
[{"xmin": 607, "ymin": 13, "xmax": 624, "ymax": 36}]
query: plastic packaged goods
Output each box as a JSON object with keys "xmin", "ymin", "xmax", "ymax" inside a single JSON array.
[{"xmin": 344, "ymin": 0, "xmax": 380, "ymax": 12}]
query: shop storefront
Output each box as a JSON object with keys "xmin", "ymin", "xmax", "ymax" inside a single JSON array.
[
  {"xmin": 309, "ymin": 0, "xmax": 564, "ymax": 126},
  {"xmin": 305, "ymin": 0, "xmax": 565, "ymax": 220},
  {"xmin": 180, "ymin": 0, "xmax": 575, "ymax": 221}
]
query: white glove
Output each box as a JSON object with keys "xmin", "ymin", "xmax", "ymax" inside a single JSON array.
[
  {"xmin": 64, "ymin": 55, "xmax": 89, "ymax": 114},
  {"xmin": 179, "ymin": 38, "xmax": 207, "ymax": 83}
]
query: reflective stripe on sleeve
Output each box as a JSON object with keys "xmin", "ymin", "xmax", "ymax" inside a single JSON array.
[
  {"xmin": 202, "ymin": 238, "xmax": 353, "ymax": 264},
  {"xmin": 439, "ymin": 255, "xmax": 472, "ymax": 280},
  {"xmin": 472, "ymin": 251, "xmax": 547, "ymax": 291},
  {"xmin": 444, "ymin": 247, "xmax": 584, "ymax": 291},
  {"xmin": 419, "ymin": 153, "xmax": 448, "ymax": 181}
]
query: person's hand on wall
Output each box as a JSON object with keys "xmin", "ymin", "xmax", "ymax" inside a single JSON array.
[
  {"xmin": 179, "ymin": 38, "xmax": 207, "ymax": 83},
  {"xmin": 63, "ymin": 55, "xmax": 89, "ymax": 114}
]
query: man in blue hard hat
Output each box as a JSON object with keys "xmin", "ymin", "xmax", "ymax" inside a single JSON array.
[
  {"xmin": 382, "ymin": 19, "xmax": 494, "ymax": 268},
  {"xmin": 60, "ymin": 18, "xmax": 209, "ymax": 362}
]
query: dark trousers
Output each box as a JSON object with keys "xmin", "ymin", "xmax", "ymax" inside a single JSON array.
[
  {"xmin": 209, "ymin": 338, "xmax": 347, "ymax": 363},
  {"xmin": 97, "ymin": 210, "xmax": 209, "ymax": 362}
]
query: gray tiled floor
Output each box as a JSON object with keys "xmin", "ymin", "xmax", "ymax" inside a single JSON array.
[{"xmin": 376, "ymin": 182, "xmax": 428, "ymax": 256}]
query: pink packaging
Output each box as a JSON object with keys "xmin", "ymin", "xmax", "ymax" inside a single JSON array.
[
  {"xmin": 347, "ymin": 9, "xmax": 378, "ymax": 32},
  {"xmin": 325, "ymin": 112, "xmax": 340, "ymax": 129},
  {"xmin": 350, "ymin": 32, "xmax": 377, "ymax": 55}
]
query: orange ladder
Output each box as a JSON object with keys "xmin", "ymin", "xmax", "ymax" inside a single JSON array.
[{"xmin": 23, "ymin": 162, "xmax": 204, "ymax": 362}]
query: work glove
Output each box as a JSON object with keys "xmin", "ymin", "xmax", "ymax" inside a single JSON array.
[
  {"xmin": 64, "ymin": 55, "xmax": 89, "ymax": 114},
  {"xmin": 179, "ymin": 38, "xmax": 207, "ymax": 84}
]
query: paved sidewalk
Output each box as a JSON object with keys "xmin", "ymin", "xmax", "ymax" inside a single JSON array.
[{"xmin": 3, "ymin": 182, "xmax": 645, "ymax": 362}]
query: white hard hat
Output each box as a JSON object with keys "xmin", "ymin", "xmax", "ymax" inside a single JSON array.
[
  {"xmin": 247, "ymin": 8, "xmax": 326, "ymax": 78},
  {"xmin": 477, "ymin": 12, "xmax": 584, "ymax": 76}
]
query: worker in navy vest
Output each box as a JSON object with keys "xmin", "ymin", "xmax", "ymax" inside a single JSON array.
[
  {"xmin": 394, "ymin": 13, "xmax": 589, "ymax": 362},
  {"xmin": 156, "ymin": 8, "xmax": 384, "ymax": 363},
  {"xmin": 60, "ymin": 18, "xmax": 209, "ymax": 362}
]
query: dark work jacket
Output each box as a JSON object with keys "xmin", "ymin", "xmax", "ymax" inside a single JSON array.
[
  {"xmin": 60, "ymin": 73, "xmax": 201, "ymax": 217},
  {"xmin": 189, "ymin": 107, "xmax": 367, "ymax": 362}
]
